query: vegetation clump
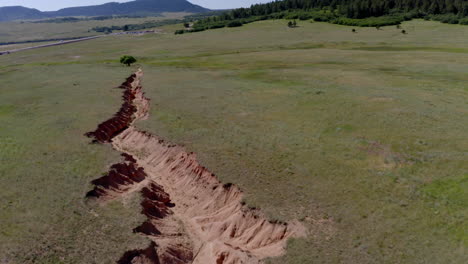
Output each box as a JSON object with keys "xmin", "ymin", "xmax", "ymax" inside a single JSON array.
[
  {"xmin": 227, "ymin": 21, "xmax": 243, "ymax": 27},
  {"xmin": 120, "ymin": 55, "xmax": 137, "ymax": 66},
  {"xmin": 93, "ymin": 11, "xmax": 224, "ymax": 33},
  {"xmin": 288, "ymin": 20, "xmax": 298, "ymax": 28}
]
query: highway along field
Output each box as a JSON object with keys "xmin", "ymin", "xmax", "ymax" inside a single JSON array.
[{"xmin": 0, "ymin": 19, "xmax": 467, "ymax": 263}]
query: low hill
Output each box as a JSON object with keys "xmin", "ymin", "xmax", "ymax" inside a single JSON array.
[
  {"xmin": 0, "ymin": 0, "xmax": 208, "ymax": 22},
  {"xmin": 0, "ymin": 6, "xmax": 46, "ymax": 21},
  {"xmin": 46, "ymin": 0, "xmax": 208, "ymax": 17}
]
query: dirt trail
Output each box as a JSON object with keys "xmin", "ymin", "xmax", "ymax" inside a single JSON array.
[{"xmin": 85, "ymin": 70, "xmax": 306, "ymax": 264}]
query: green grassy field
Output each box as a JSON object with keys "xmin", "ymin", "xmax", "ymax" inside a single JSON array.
[
  {"xmin": 0, "ymin": 12, "xmax": 189, "ymax": 43},
  {"xmin": 0, "ymin": 19, "xmax": 467, "ymax": 263}
]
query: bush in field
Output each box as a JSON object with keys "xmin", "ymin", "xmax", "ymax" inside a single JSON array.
[
  {"xmin": 120, "ymin": 55, "xmax": 137, "ymax": 66},
  {"xmin": 288, "ymin": 20, "xmax": 297, "ymax": 28}
]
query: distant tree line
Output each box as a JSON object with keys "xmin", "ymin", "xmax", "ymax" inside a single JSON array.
[
  {"xmin": 92, "ymin": 19, "xmax": 183, "ymax": 33},
  {"xmin": 92, "ymin": 11, "xmax": 225, "ymax": 33},
  {"xmin": 175, "ymin": 0, "xmax": 468, "ymax": 34}
]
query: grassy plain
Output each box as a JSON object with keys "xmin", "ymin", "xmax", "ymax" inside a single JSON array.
[
  {"xmin": 0, "ymin": 12, "xmax": 189, "ymax": 43},
  {"xmin": 0, "ymin": 19, "xmax": 467, "ymax": 263}
]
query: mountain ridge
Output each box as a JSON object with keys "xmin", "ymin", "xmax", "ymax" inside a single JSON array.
[{"xmin": 0, "ymin": 0, "xmax": 209, "ymax": 22}]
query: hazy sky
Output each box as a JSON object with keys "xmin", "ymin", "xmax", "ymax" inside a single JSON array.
[{"xmin": 0, "ymin": 0, "xmax": 272, "ymax": 11}]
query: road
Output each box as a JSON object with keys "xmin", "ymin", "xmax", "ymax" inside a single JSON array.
[{"xmin": 0, "ymin": 30, "xmax": 157, "ymax": 56}]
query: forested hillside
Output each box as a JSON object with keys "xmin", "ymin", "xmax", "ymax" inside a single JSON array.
[
  {"xmin": 178, "ymin": 0, "xmax": 468, "ymax": 33},
  {"xmin": 231, "ymin": 0, "xmax": 468, "ymax": 19}
]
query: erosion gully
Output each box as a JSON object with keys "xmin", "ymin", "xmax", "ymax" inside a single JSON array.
[{"xmin": 84, "ymin": 70, "xmax": 305, "ymax": 264}]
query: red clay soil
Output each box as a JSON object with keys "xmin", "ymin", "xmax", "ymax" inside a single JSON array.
[
  {"xmin": 86, "ymin": 153, "xmax": 147, "ymax": 199},
  {"xmin": 85, "ymin": 70, "xmax": 306, "ymax": 264},
  {"xmin": 85, "ymin": 73, "xmax": 148, "ymax": 143}
]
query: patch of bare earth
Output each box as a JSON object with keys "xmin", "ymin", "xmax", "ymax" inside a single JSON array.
[{"xmin": 85, "ymin": 70, "xmax": 306, "ymax": 263}]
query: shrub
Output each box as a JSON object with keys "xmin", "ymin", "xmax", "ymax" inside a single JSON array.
[
  {"xmin": 288, "ymin": 20, "xmax": 298, "ymax": 28},
  {"xmin": 209, "ymin": 23, "xmax": 226, "ymax": 29},
  {"xmin": 460, "ymin": 18, "xmax": 468, "ymax": 25},
  {"xmin": 120, "ymin": 55, "xmax": 137, "ymax": 66},
  {"xmin": 190, "ymin": 27, "xmax": 206, "ymax": 33},
  {"xmin": 227, "ymin": 21, "xmax": 243, "ymax": 27}
]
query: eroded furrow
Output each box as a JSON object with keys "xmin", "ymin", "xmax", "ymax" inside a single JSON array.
[
  {"xmin": 86, "ymin": 153, "xmax": 147, "ymax": 200},
  {"xmin": 85, "ymin": 70, "xmax": 305, "ymax": 264}
]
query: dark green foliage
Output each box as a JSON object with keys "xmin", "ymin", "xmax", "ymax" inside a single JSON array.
[
  {"xmin": 93, "ymin": 12, "xmax": 224, "ymax": 34},
  {"xmin": 227, "ymin": 21, "xmax": 243, "ymax": 27},
  {"xmin": 119, "ymin": 55, "xmax": 137, "ymax": 66},
  {"xmin": 180, "ymin": 0, "xmax": 468, "ymax": 34},
  {"xmin": 332, "ymin": 15, "xmax": 406, "ymax": 27},
  {"xmin": 460, "ymin": 18, "xmax": 468, "ymax": 25},
  {"xmin": 288, "ymin": 20, "xmax": 298, "ymax": 27},
  {"xmin": 92, "ymin": 19, "xmax": 185, "ymax": 33},
  {"xmin": 429, "ymin": 14, "xmax": 461, "ymax": 24},
  {"xmin": 208, "ymin": 23, "xmax": 226, "ymax": 29},
  {"xmin": 34, "ymin": 17, "xmax": 81, "ymax": 23},
  {"xmin": 223, "ymin": 0, "xmax": 468, "ymax": 19}
]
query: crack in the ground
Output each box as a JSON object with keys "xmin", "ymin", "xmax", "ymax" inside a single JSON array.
[{"xmin": 85, "ymin": 70, "xmax": 306, "ymax": 264}]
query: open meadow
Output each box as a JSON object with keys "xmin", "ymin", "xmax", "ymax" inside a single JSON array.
[
  {"xmin": 0, "ymin": 12, "xmax": 189, "ymax": 43},
  {"xmin": 0, "ymin": 19, "xmax": 467, "ymax": 263}
]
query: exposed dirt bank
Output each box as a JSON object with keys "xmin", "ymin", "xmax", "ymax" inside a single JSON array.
[{"xmin": 85, "ymin": 70, "xmax": 306, "ymax": 263}]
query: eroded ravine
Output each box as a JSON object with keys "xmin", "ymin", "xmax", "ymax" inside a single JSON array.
[{"xmin": 85, "ymin": 70, "xmax": 306, "ymax": 264}]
